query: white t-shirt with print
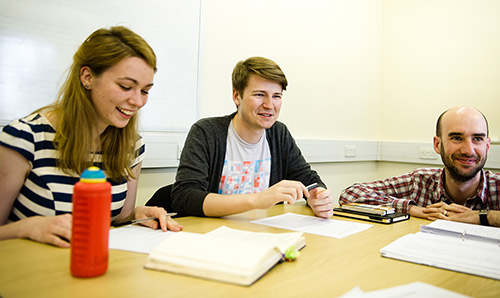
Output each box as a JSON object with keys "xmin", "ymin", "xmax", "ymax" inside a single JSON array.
[{"xmin": 218, "ymin": 120, "xmax": 271, "ymax": 194}]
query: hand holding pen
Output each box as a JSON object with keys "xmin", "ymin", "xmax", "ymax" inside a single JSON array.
[
  {"xmin": 306, "ymin": 183, "xmax": 319, "ymax": 193},
  {"xmin": 114, "ymin": 212, "xmax": 178, "ymax": 227},
  {"xmin": 251, "ymin": 180, "xmax": 316, "ymax": 209},
  {"xmin": 305, "ymin": 183, "xmax": 334, "ymax": 219},
  {"xmin": 115, "ymin": 206, "xmax": 183, "ymax": 232}
]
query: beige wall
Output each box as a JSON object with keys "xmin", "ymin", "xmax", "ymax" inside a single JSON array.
[
  {"xmin": 199, "ymin": 0, "xmax": 383, "ymax": 140},
  {"xmin": 136, "ymin": 168, "xmax": 178, "ymax": 206},
  {"xmin": 137, "ymin": 0, "xmax": 500, "ymax": 206},
  {"xmin": 381, "ymin": 0, "xmax": 500, "ymax": 142}
]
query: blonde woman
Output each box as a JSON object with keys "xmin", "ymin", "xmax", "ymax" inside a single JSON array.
[{"xmin": 0, "ymin": 26, "xmax": 182, "ymax": 248}]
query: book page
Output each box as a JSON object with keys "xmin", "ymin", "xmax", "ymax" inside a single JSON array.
[
  {"xmin": 145, "ymin": 229, "xmax": 292, "ymax": 286},
  {"xmin": 251, "ymin": 212, "xmax": 372, "ymax": 238},
  {"xmin": 148, "ymin": 231, "xmax": 278, "ymax": 273},
  {"xmin": 206, "ymin": 226, "xmax": 304, "ymax": 252}
]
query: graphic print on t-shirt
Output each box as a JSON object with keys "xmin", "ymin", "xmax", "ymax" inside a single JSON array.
[{"xmin": 219, "ymin": 158, "xmax": 271, "ymax": 194}]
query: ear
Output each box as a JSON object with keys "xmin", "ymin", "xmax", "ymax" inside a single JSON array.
[
  {"xmin": 79, "ymin": 66, "xmax": 93, "ymax": 90},
  {"xmin": 433, "ymin": 136, "xmax": 441, "ymax": 154},
  {"xmin": 232, "ymin": 89, "xmax": 241, "ymax": 107}
]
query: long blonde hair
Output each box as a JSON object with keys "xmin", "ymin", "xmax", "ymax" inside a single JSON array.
[{"xmin": 43, "ymin": 26, "xmax": 156, "ymax": 181}]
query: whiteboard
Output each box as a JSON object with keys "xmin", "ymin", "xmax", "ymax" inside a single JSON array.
[{"xmin": 0, "ymin": 0, "xmax": 201, "ymax": 132}]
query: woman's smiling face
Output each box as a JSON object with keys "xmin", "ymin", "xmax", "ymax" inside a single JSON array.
[{"xmin": 82, "ymin": 56, "xmax": 155, "ymax": 134}]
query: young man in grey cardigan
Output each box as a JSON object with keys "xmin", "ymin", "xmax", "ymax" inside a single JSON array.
[{"xmin": 170, "ymin": 57, "xmax": 334, "ymax": 218}]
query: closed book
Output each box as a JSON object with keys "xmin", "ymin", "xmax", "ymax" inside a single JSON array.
[
  {"xmin": 144, "ymin": 226, "xmax": 305, "ymax": 286},
  {"xmin": 340, "ymin": 203, "xmax": 395, "ymax": 216},
  {"xmin": 333, "ymin": 207, "xmax": 409, "ymax": 224}
]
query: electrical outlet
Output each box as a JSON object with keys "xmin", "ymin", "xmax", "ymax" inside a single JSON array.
[
  {"xmin": 418, "ymin": 147, "xmax": 438, "ymax": 160},
  {"xmin": 344, "ymin": 145, "xmax": 356, "ymax": 158}
]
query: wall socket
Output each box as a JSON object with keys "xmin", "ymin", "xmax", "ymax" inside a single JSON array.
[
  {"xmin": 344, "ymin": 145, "xmax": 357, "ymax": 157},
  {"xmin": 418, "ymin": 147, "xmax": 438, "ymax": 160}
]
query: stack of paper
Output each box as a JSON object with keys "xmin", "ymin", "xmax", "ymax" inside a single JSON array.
[{"xmin": 380, "ymin": 220, "xmax": 500, "ymax": 280}]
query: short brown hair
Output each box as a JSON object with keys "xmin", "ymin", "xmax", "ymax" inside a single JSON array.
[{"xmin": 232, "ymin": 57, "xmax": 288, "ymax": 97}]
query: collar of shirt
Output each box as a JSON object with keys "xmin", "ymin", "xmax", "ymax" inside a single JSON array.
[
  {"xmin": 437, "ymin": 169, "xmax": 451, "ymax": 203},
  {"xmin": 438, "ymin": 169, "xmax": 488, "ymax": 206},
  {"xmin": 476, "ymin": 170, "xmax": 488, "ymax": 205}
]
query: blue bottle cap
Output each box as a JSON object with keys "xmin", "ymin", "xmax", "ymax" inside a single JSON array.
[{"xmin": 80, "ymin": 166, "xmax": 107, "ymax": 183}]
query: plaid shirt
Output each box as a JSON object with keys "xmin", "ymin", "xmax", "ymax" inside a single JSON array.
[{"xmin": 339, "ymin": 168, "xmax": 500, "ymax": 213}]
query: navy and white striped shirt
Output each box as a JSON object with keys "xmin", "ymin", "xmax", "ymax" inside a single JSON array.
[{"xmin": 0, "ymin": 113, "xmax": 145, "ymax": 223}]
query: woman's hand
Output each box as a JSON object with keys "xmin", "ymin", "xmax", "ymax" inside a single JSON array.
[
  {"xmin": 17, "ymin": 214, "xmax": 73, "ymax": 248},
  {"xmin": 133, "ymin": 206, "xmax": 183, "ymax": 232}
]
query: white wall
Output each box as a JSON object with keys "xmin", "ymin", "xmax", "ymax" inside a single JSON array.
[
  {"xmin": 381, "ymin": 0, "xmax": 500, "ymax": 142},
  {"xmin": 375, "ymin": 0, "xmax": 500, "ymax": 194},
  {"xmin": 137, "ymin": 0, "xmax": 500, "ymax": 206},
  {"xmin": 199, "ymin": 0, "xmax": 383, "ymax": 140}
]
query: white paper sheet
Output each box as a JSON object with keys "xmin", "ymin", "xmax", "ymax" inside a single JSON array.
[
  {"xmin": 380, "ymin": 232, "xmax": 500, "ymax": 280},
  {"xmin": 109, "ymin": 225, "xmax": 175, "ymax": 254},
  {"xmin": 339, "ymin": 282, "xmax": 471, "ymax": 298},
  {"xmin": 251, "ymin": 212, "xmax": 372, "ymax": 238}
]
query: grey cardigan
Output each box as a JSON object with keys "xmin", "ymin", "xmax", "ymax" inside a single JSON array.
[{"xmin": 171, "ymin": 112, "xmax": 325, "ymax": 216}]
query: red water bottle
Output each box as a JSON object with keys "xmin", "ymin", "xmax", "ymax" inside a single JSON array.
[{"xmin": 71, "ymin": 166, "xmax": 112, "ymax": 277}]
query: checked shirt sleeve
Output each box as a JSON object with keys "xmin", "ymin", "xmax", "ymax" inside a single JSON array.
[{"xmin": 339, "ymin": 172, "xmax": 422, "ymax": 213}]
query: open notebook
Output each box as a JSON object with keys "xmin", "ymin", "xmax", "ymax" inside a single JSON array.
[{"xmin": 144, "ymin": 226, "xmax": 305, "ymax": 286}]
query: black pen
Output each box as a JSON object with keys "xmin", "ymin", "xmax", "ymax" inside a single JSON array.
[
  {"xmin": 306, "ymin": 183, "xmax": 318, "ymax": 191},
  {"xmin": 300, "ymin": 183, "xmax": 319, "ymax": 200},
  {"xmin": 113, "ymin": 212, "xmax": 177, "ymax": 227}
]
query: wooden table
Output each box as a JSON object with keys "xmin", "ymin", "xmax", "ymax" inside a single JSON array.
[{"xmin": 1, "ymin": 201, "xmax": 499, "ymax": 297}]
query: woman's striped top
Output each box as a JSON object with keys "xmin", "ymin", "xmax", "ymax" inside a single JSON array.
[{"xmin": 0, "ymin": 113, "xmax": 145, "ymax": 223}]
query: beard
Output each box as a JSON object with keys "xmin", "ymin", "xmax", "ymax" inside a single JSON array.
[{"xmin": 440, "ymin": 144, "xmax": 486, "ymax": 183}]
